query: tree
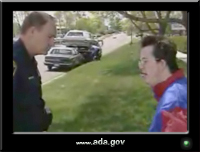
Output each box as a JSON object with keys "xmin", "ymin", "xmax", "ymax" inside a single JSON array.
[
  {"xmin": 75, "ymin": 18, "xmax": 92, "ymax": 32},
  {"xmin": 13, "ymin": 11, "xmax": 30, "ymax": 36},
  {"xmin": 89, "ymin": 11, "xmax": 120, "ymax": 33},
  {"xmin": 62, "ymin": 11, "xmax": 76, "ymax": 29},
  {"xmin": 13, "ymin": 11, "xmax": 22, "ymax": 29},
  {"xmin": 109, "ymin": 17, "xmax": 122, "ymax": 31},
  {"xmin": 181, "ymin": 11, "xmax": 187, "ymax": 32},
  {"xmin": 89, "ymin": 15, "xmax": 107, "ymax": 34},
  {"xmin": 120, "ymin": 19, "xmax": 131, "ymax": 34},
  {"xmin": 54, "ymin": 11, "xmax": 63, "ymax": 31},
  {"xmin": 153, "ymin": 11, "xmax": 172, "ymax": 35},
  {"xmin": 13, "ymin": 22, "xmax": 20, "ymax": 36},
  {"xmin": 117, "ymin": 11, "xmax": 187, "ymax": 35}
]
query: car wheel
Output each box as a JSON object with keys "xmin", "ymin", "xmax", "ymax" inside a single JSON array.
[{"xmin": 47, "ymin": 65, "xmax": 52, "ymax": 71}]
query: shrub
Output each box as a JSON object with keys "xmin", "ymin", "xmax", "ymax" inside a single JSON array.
[{"xmin": 169, "ymin": 36, "xmax": 187, "ymax": 54}]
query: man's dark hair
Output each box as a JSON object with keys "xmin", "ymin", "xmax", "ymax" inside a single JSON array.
[
  {"xmin": 21, "ymin": 11, "xmax": 55, "ymax": 34},
  {"xmin": 141, "ymin": 35, "xmax": 179, "ymax": 73}
]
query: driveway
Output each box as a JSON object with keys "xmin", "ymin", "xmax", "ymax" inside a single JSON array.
[{"xmin": 36, "ymin": 33, "xmax": 132, "ymax": 84}]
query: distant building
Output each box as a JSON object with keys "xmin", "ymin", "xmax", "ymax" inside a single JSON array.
[
  {"xmin": 170, "ymin": 23, "xmax": 186, "ymax": 31},
  {"xmin": 170, "ymin": 22, "xmax": 186, "ymax": 35},
  {"xmin": 57, "ymin": 26, "xmax": 67, "ymax": 34}
]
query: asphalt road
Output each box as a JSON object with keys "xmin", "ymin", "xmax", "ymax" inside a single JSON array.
[{"xmin": 36, "ymin": 33, "xmax": 132, "ymax": 83}]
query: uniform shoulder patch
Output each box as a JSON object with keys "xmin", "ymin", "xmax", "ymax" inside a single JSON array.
[{"xmin": 13, "ymin": 60, "xmax": 17, "ymax": 76}]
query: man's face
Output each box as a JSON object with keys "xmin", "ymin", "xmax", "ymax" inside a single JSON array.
[
  {"xmin": 31, "ymin": 20, "xmax": 56, "ymax": 55},
  {"xmin": 138, "ymin": 45, "xmax": 162, "ymax": 86}
]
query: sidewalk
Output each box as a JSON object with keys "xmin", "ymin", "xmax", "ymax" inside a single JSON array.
[{"xmin": 176, "ymin": 51, "xmax": 187, "ymax": 63}]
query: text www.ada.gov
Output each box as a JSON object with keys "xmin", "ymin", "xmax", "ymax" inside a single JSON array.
[{"xmin": 76, "ymin": 138, "xmax": 125, "ymax": 147}]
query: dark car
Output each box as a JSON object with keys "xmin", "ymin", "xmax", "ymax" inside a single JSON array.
[
  {"xmin": 59, "ymin": 38, "xmax": 102, "ymax": 62},
  {"xmin": 44, "ymin": 45, "xmax": 84, "ymax": 71}
]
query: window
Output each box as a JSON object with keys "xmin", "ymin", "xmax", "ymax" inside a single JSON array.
[
  {"xmin": 84, "ymin": 32, "xmax": 90, "ymax": 38},
  {"xmin": 51, "ymin": 49, "xmax": 73, "ymax": 55},
  {"xmin": 67, "ymin": 32, "xmax": 83, "ymax": 36},
  {"xmin": 72, "ymin": 50, "xmax": 78, "ymax": 55}
]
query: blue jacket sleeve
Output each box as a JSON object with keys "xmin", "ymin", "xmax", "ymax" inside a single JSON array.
[{"xmin": 149, "ymin": 90, "xmax": 183, "ymax": 132}]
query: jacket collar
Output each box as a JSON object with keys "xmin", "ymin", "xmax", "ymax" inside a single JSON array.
[
  {"xmin": 16, "ymin": 38, "xmax": 37, "ymax": 65},
  {"xmin": 153, "ymin": 69, "xmax": 185, "ymax": 101}
]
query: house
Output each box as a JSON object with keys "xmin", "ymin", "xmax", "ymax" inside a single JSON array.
[{"xmin": 170, "ymin": 22, "xmax": 186, "ymax": 35}]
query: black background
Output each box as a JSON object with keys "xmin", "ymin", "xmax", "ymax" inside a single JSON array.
[{"xmin": 2, "ymin": 2, "xmax": 200, "ymax": 151}]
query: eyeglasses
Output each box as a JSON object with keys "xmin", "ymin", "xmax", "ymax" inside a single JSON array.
[
  {"xmin": 138, "ymin": 58, "xmax": 161, "ymax": 66},
  {"xmin": 138, "ymin": 59, "xmax": 148, "ymax": 66}
]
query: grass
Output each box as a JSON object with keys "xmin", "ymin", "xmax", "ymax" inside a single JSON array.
[
  {"xmin": 43, "ymin": 43, "xmax": 187, "ymax": 132},
  {"xmin": 169, "ymin": 36, "xmax": 187, "ymax": 54}
]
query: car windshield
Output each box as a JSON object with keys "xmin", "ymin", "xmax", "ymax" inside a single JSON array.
[
  {"xmin": 51, "ymin": 49, "xmax": 73, "ymax": 55},
  {"xmin": 67, "ymin": 32, "xmax": 83, "ymax": 36}
]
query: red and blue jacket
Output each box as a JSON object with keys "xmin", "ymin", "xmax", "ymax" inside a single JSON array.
[{"xmin": 149, "ymin": 69, "xmax": 187, "ymax": 132}]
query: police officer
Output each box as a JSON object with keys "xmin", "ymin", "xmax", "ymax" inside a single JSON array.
[
  {"xmin": 90, "ymin": 45, "xmax": 101, "ymax": 61},
  {"xmin": 13, "ymin": 12, "xmax": 56, "ymax": 132}
]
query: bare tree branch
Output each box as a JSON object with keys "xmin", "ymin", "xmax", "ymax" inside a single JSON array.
[
  {"xmin": 13, "ymin": 11, "xmax": 21, "ymax": 29},
  {"xmin": 165, "ymin": 11, "xmax": 171, "ymax": 19},
  {"xmin": 181, "ymin": 11, "xmax": 187, "ymax": 29},
  {"xmin": 118, "ymin": 11, "xmax": 183, "ymax": 25},
  {"xmin": 156, "ymin": 11, "xmax": 162, "ymax": 19},
  {"xmin": 142, "ymin": 29, "xmax": 159, "ymax": 32},
  {"xmin": 130, "ymin": 19, "xmax": 142, "ymax": 32},
  {"xmin": 141, "ymin": 11, "xmax": 156, "ymax": 34}
]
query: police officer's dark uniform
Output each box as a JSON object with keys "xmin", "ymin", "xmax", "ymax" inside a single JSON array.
[{"xmin": 13, "ymin": 38, "xmax": 53, "ymax": 132}]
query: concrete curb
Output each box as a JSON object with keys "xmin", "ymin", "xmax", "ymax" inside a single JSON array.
[{"xmin": 176, "ymin": 51, "xmax": 187, "ymax": 63}]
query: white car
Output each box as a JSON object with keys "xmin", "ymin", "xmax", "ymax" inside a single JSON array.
[
  {"xmin": 63, "ymin": 30, "xmax": 94, "ymax": 40},
  {"xmin": 62, "ymin": 30, "xmax": 103, "ymax": 47}
]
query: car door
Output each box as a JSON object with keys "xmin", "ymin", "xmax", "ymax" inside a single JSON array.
[
  {"xmin": 75, "ymin": 49, "xmax": 84, "ymax": 63},
  {"xmin": 73, "ymin": 49, "xmax": 83, "ymax": 64}
]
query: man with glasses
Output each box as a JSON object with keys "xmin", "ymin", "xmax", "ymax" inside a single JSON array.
[{"xmin": 138, "ymin": 35, "xmax": 187, "ymax": 132}]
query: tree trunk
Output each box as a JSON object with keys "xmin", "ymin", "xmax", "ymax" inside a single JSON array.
[
  {"xmin": 59, "ymin": 20, "xmax": 62, "ymax": 34},
  {"xmin": 158, "ymin": 21, "xmax": 167, "ymax": 35},
  {"xmin": 14, "ymin": 12, "xmax": 22, "ymax": 30},
  {"xmin": 130, "ymin": 29, "xmax": 133, "ymax": 45},
  {"xmin": 182, "ymin": 11, "xmax": 187, "ymax": 34}
]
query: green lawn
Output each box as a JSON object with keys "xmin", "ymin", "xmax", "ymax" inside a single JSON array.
[
  {"xmin": 43, "ymin": 44, "xmax": 187, "ymax": 132},
  {"xmin": 169, "ymin": 36, "xmax": 187, "ymax": 54}
]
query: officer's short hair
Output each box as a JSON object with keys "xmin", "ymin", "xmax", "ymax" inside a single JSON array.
[
  {"xmin": 141, "ymin": 35, "xmax": 179, "ymax": 73},
  {"xmin": 21, "ymin": 11, "xmax": 55, "ymax": 34}
]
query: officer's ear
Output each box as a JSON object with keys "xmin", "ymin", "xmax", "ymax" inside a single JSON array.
[{"xmin": 29, "ymin": 26, "xmax": 38, "ymax": 35}]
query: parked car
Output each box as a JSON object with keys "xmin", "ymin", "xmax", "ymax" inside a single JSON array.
[
  {"xmin": 44, "ymin": 45, "xmax": 84, "ymax": 71},
  {"xmin": 56, "ymin": 33, "xmax": 64, "ymax": 38},
  {"xmin": 63, "ymin": 30, "xmax": 91, "ymax": 38},
  {"xmin": 59, "ymin": 30, "xmax": 103, "ymax": 62},
  {"xmin": 63, "ymin": 30, "xmax": 103, "ymax": 46}
]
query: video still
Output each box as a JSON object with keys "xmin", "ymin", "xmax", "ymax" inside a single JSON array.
[{"xmin": 4, "ymin": 4, "xmax": 197, "ymax": 150}]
